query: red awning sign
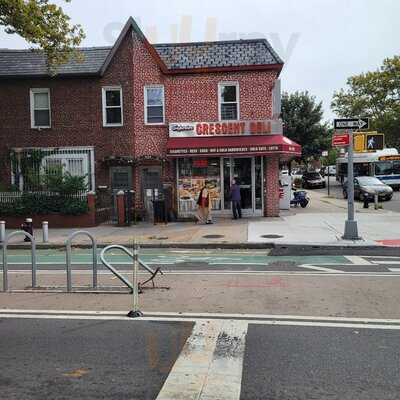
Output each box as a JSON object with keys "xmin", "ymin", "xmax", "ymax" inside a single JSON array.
[
  {"xmin": 332, "ymin": 133, "xmax": 350, "ymax": 147},
  {"xmin": 166, "ymin": 135, "xmax": 301, "ymax": 157}
]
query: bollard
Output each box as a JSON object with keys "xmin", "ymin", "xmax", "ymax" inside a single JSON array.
[
  {"xmin": 0, "ymin": 221, "xmax": 5, "ymax": 242},
  {"xmin": 21, "ymin": 218, "xmax": 34, "ymax": 242},
  {"xmin": 42, "ymin": 221, "xmax": 49, "ymax": 243},
  {"xmin": 374, "ymin": 193, "xmax": 379, "ymax": 210},
  {"xmin": 127, "ymin": 239, "xmax": 143, "ymax": 318}
]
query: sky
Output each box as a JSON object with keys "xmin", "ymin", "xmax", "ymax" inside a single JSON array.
[{"xmin": 1, "ymin": 0, "xmax": 399, "ymax": 122}]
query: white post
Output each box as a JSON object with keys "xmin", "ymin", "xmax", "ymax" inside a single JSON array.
[
  {"xmin": 0, "ymin": 221, "xmax": 5, "ymax": 242},
  {"xmin": 374, "ymin": 193, "xmax": 379, "ymax": 210},
  {"xmin": 42, "ymin": 221, "xmax": 49, "ymax": 243},
  {"xmin": 127, "ymin": 239, "xmax": 143, "ymax": 318}
]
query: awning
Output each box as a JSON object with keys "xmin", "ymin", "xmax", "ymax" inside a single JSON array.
[{"xmin": 166, "ymin": 135, "xmax": 301, "ymax": 157}]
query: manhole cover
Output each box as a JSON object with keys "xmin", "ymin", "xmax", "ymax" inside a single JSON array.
[
  {"xmin": 202, "ymin": 234, "xmax": 225, "ymax": 239},
  {"xmin": 260, "ymin": 234, "xmax": 284, "ymax": 239}
]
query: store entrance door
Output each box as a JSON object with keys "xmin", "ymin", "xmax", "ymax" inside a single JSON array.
[{"xmin": 233, "ymin": 158, "xmax": 253, "ymax": 211}]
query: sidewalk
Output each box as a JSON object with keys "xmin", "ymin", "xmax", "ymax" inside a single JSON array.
[{"xmin": 3, "ymin": 190, "xmax": 400, "ymax": 248}]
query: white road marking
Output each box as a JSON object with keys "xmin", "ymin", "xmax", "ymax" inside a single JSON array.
[
  {"xmin": 1, "ymin": 312, "xmax": 400, "ymax": 330},
  {"xmin": 388, "ymin": 268, "xmax": 400, "ymax": 272},
  {"xmin": 373, "ymin": 261, "xmax": 400, "ymax": 265},
  {"xmin": 298, "ymin": 264, "xmax": 344, "ymax": 273},
  {"xmin": 345, "ymin": 256, "xmax": 372, "ymax": 265}
]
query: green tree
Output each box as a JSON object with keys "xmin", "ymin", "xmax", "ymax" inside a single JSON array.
[
  {"xmin": 0, "ymin": 0, "xmax": 85, "ymax": 73},
  {"xmin": 281, "ymin": 91, "xmax": 331, "ymax": 160},
  {"xmin": 331, "ymin": 56, "xmax": 400, "ymax": 148}
]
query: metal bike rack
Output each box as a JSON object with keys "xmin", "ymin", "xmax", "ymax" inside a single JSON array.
[
  {"xmin": 100, "ymin": 244, "xmax": 158, "ymax": 292},
  {"xmin": 2, "ymin": 231, "xmax": 36, "ymax": 292},
  {"xmin": 65, "ymin": 231, "xmax": 98, "ymax": 293}
]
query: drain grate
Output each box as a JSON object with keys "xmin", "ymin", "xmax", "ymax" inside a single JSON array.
[
  {"xmin": 202, "ymin": 234, "xmax": 225, "ymax": 239},
  {"xmin": 260, "ymin": 234, "xmax": 284, "ymax": 239}
]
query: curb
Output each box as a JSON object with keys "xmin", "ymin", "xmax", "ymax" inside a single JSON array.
[{"xmin": 1, "ymin": 241, "xmax": 399, "ymax": 256}]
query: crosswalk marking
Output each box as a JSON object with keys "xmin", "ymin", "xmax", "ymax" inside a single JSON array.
[
  {"xmin": 156, "ymin": 320, "xmax": 247, "ymax": 400},
  {"xmin": 345, "ymin": 256, "xmax": 372, "ymax": 265}
]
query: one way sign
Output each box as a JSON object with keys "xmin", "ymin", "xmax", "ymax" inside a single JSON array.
[{"xmin": 334, "ymin": 118, "xmax": 369, "ymax": 130}]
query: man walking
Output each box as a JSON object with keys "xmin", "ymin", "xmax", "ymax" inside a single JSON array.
[{"xmin": 229, "ymin": 179, "xmax": 242, "ymax": 219}]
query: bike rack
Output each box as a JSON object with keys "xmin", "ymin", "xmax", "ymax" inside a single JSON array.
[
  {"xmin": 65, "ymin": 231, "xmax": 98, "ymax": 293},
  {"xmin": 100, "ymin": 245, "xmax": 160, "ymax": 292},
  {"xmin": 2, "ymin": 231, "xmax": 36, "ymax": 292}
]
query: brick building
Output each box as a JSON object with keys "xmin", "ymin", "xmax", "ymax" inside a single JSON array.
[{"xmin": 0, "ymin": 17, "xmax": 301, "ymax": 220}]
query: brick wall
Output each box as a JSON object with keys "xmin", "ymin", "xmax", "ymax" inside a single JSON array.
[{"xmin": 264, "ymin": 155, "xmax": 280, "ymax": 217}]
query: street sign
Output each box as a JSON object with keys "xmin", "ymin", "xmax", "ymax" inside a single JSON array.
[
  {"xmin": 334, "ymin": 118, "xmax": 369, "ymax": 130},
  {"xmin": 366, "ymin": 133, "xmax": 384, "ymax": 151},
  {"xmin": 332, "ymin": 133, "xmax": 350, "ymax": 147}
]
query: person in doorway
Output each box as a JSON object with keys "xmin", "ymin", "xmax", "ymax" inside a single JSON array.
[
  {"xmin": 229, "ymin": 179, "xmax": 242, "ymax": 219},
  {"xmin": 196, "ymin": 185, "xmax": 213, "ymax": 224}
]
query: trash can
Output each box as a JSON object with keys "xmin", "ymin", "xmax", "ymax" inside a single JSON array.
[{"xmin": 152, "ymin": 199, "xmax": 166, "ymax": 224}]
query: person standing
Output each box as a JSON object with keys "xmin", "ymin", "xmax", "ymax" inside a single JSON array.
[
  {"xmin": 196, "ymin": 185, "xmax": 213, "ymax": 224},
  {"xmin": 230, "ymin": 179, "xmax": 242, "ymax": 219}
]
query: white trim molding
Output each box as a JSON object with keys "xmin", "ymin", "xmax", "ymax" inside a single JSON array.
[
  {"xmin": 144, "ymin": 84, "xmax": 165, "ymax": 125},
  {"xmin": 218, "ymin": 81, "xmax": 240, "ymax": 122},
  {"xmin": 30, "ymin": 88, "xmax": 51, "ymax": 129},
  {"xmin": 102, "ymin": 86, "xmax": 123, "ymax": 127}
]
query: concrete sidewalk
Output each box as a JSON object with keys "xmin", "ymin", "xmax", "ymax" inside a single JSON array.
[{"xmin": 3, "ymin": 190, "xmax": 399, "ymax": 248}]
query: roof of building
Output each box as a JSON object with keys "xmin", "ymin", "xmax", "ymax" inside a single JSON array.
[{"xmin": 0, "ymin": 17, "xmax": 283, "ymax": 78}]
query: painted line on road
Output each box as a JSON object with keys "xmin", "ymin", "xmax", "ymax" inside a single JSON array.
[
  {"xmin": 388, "ymin": 268, "xmax": 400, "ymax": 272},
  {"xmin": 372, "ymin": 261, "xmax": 400, "ymax": 265},
  {"xmin": 345, "ymin": 256, "xmax": 372, "ymax": 265},
  {"xmin": 2, "ymin": 313, "xmax": 400, "ymax": 330},
  {"xmin": 4, "ymin": 309, "xmax": 400, "ymax": 324},
  {"xmin": 297, "ymin": 264, "xmax": 344, "ymax": 273}
]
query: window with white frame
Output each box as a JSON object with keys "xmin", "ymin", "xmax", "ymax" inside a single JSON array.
[
  {"xmin": 30, "ymin": 88, "xmax": 51, "ymax": 128},
  {"xmin": 145, "ymin": 85, "xmax": 165, "ymax": 124},
  {"xmin": 102, "ymin": 87, "xmax": 123, "ymax": 126},
  {"xmin": 219, "ymin": 82, "xmax": 239, "ymax": 121}
]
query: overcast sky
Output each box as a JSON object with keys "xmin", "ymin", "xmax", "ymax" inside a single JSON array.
[{"xmin": 1, "ymin": 0, "xmax": 399, "ymax": 121}]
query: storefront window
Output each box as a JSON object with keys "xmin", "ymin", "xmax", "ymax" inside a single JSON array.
[
  {"xmin": 177, "ymin": 158, "xmax": 222, "ymax": 215},
  {"xmin": 223, "ymin": 158, "xmax": 231, "ymax": 209}
]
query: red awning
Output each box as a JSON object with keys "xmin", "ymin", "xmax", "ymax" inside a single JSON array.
[{"xmin": 166, "ymin": 135, "xmax": 301, "ymax": 157}]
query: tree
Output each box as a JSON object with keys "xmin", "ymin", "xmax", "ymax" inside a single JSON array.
[
  {"xmin": 0, "ymin": 0, "xmax": 85, "ymax": 73},
  {"xmin": 281, "ymin": 91, "xmax": 331, "ymax": 161},
  {"xmin": 331, "ymin": 56, "xmax": 400, "ymax": 148}
]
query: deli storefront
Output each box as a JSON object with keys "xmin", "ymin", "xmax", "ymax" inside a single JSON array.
[{"xmin": 166, "ymin": 120, "xmax": 301, "ymax": 218}]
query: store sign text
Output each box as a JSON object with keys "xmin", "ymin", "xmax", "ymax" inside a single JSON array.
[{"xmin": 169, "ymin": 119, "xmax": 283, "ymax": 138}]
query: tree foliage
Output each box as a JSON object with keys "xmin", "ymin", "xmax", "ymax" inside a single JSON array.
[
  {"xmin": 281, "ymin": 91, "xmax": 331, "ymax": 160},
  {"xmin": 0, "ymin": 0, "xmax": 85, "ymax": 73},
  {"xmin": 331, "ymin": 56, "xmax": 400, "ymax": 148}
]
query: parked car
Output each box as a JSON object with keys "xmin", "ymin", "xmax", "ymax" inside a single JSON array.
[
  {"xmin": 301, "ymin": 172, "xmax": 326, "ymax": 189},
  {"xmin": 343, "ymin": 176, "xmax": 393, "ymax": 201}
]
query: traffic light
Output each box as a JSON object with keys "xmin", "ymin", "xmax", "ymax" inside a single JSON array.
[{"xmin": 353, "ymin": 134, "xmax": 365, "ymax": 152}]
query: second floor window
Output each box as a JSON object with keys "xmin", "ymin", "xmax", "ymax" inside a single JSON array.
[
  {"xmin": 30, "ymin": 88, "xmax": 51, "ymax": 128},
  {"xmin": 145, "ymin": 85, "xmax": 165, "ymax": 124},
  {"xmin": 102, "ymin": 87, "xmax": 123, "ymax": 127},
  {"xmin": 219, "ymin": 83, "xmax": 239, "ymax": 120}
]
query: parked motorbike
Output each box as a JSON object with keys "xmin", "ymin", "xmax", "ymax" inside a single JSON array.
[{"xmin": 290, "ymin": 189, "xmax": 310, "ymax": 208}]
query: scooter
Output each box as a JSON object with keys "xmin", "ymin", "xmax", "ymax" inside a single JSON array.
[{"xmin": 290, "ymin": 188, "xmax": 310, "ymax": 208}]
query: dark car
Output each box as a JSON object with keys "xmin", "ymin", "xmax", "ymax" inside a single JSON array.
[
  {"xmin": 343, "ymin": 176, "xmax": 393, "ymax": 201},
  {"xmin": 302, "ymin": 172, "xmax": 326, "ymax": 189}
]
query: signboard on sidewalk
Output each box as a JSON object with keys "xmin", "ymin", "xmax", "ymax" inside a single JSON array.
[
  {"xmin": 334, "ymin": 118, "xmax": 369, "ymax": 130},
  {"xmin": 332, "ymin": 133, "xmax": 350, "ymax": 147}
]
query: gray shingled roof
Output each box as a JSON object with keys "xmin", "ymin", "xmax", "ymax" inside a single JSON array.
[
  {"xmin": 0, "ymin": 39, "xmax": 282, "ymax": 78},
  {"xmin": 0, "ymin": 47, "xmax": 111, "ymax": 77},
  {"xmin": 154, "ymin": 39, "xmax": 283, "ymax": 70}
]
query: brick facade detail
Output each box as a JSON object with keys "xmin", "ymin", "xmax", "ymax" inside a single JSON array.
[{"xmin": 0, "ymin": 26, "xmax": 288, "ymax": 218}]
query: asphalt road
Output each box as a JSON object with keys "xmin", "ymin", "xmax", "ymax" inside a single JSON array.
[
  {"xmin": 1, "ymin": 315, "xmax": 400, "ymax": 399},
  {"xmin": 0, "ymin": 317, "xmax": 193, "ymax": 400}
]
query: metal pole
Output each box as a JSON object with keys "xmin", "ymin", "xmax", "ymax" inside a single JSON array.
[
  {"xmin": 92, "ymin": 242, "xmax": 98, "ymax": 289},
  {"xmin": 42, "ymin": 221, "xmax": 48, "ymax": 243},
  {"xmin": 66, "ymin": 242, "xmax": 72, "ymax": 292},
  {"xmin": 0, "ymin": 221, "xmax": 5, "ymax": 242},
  {"xmin": 327, "ymin": 167, "xmax": 330, "ymax": 196},
  {"xmin": 127, "ymin": 239, "xmax": 143, "ymax": 318},
  {"xmin": 2, "ymin": 241, "xmax": 8, "ymax": 291},
  {"xmin": 343, "ymin": 130, "xmax": 359, "ymax": 240},
  {"xmin": 374, "ymin": 193, "xmax": 379, "ymax": 210}
]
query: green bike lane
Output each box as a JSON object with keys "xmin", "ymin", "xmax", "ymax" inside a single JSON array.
[{"xmin": 1, "ymin": 248, "xmax": 350, "ymax": 269}]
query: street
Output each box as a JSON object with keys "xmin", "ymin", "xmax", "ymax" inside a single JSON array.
[{"xmin": 1, "ymin": 313, "xmax": 400, "ymax": 399}]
